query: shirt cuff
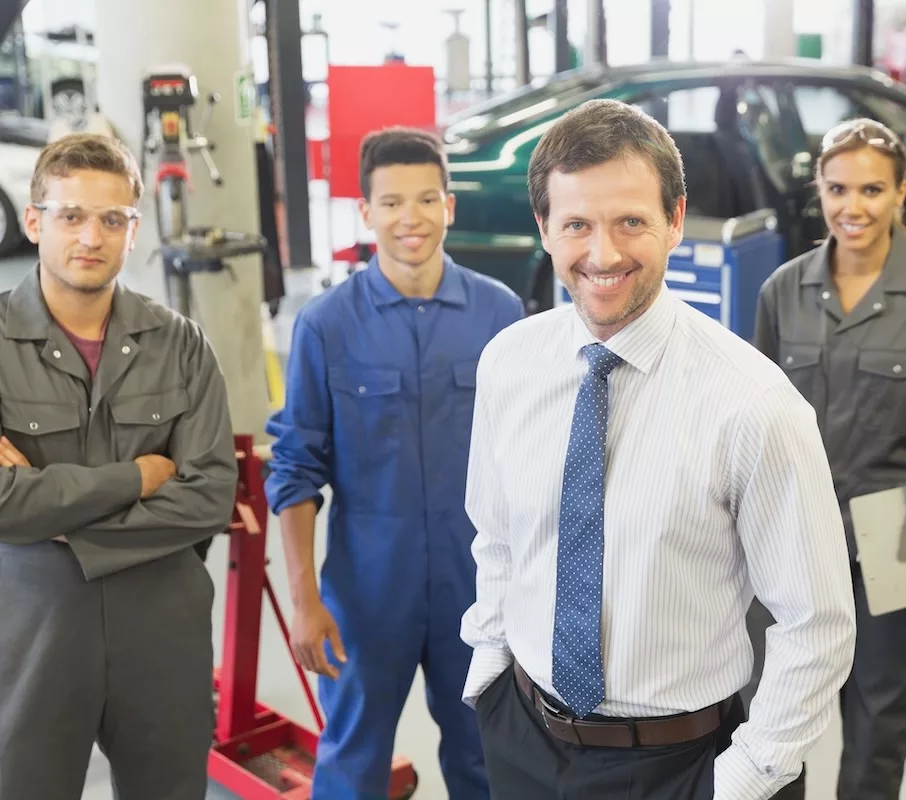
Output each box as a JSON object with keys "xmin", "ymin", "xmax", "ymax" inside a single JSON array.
[
  {"xmin": 461, "ymin": 646, "xmax": 514, "ymax": 708},
  {"xmin": 714, "ymin": 743, "xmax": 797, "ymax": 800}
]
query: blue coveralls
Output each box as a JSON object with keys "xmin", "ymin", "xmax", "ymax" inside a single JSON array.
[{"xmin": 265, "ymin": 255, "xmax": 524, "ymax": 800}]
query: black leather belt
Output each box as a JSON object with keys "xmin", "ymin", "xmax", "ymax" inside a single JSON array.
[{"xmin": 514, "ymin": 662, "xmax": 732, "ymax": 748}]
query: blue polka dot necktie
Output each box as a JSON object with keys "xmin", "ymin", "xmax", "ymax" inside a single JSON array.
[{"xmin": 552, "ymin": 343, "xmax": 622, "ymax": 719}]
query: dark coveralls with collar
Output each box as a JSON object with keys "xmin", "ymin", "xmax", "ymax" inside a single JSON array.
[
  {"xmin": 745, "ymin": 228, "xmax": 906, "ymax": 800},
  {"xmin": 0, "ymin": 268, "xmax": 238, "ymax": 800},
  {"xmin": 265, "ymin": 255, "xmax": 524, "ymax": 800}
]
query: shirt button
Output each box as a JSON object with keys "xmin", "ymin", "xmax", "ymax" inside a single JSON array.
[
  {"xmin": 122, "ymin": 345, "xmax": 131, "ymax": 355},
  {"xmin": 821, "ymin": 291, "xmax": 831, "ymax": 300},
  {"xmin": 29, "ymin": 422, "xmax": 38, "ymax": 431},
  {"xmin": 151, "ymin": 413, "xmax": 161, "ymax": 421},
  {"xmin": 52, "ymin": 350, "xmax": 62, "ymax": 359},
  {"xmin": 873, "ymin": 302, "xmax": 883, "ymax": 311},
  {"xmin": 358, "ymin": 386, "xmax": 367, "ymax": 394}
]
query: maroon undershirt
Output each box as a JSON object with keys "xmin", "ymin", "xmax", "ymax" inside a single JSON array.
[{"xmin": 60, "ymin": 327, "xmax": 104, "ymax": 379}]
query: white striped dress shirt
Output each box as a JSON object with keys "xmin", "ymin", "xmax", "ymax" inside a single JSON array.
[{"xmin": 460, "ymin": 285, "xmax": 856, "ymax": 799}]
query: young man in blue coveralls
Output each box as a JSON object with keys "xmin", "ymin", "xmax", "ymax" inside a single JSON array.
[{"xmin": 265, "ymin": 127, "xmax": 524, "ymax": 800}]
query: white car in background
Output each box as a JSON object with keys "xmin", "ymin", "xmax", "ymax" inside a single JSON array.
[{"xmin": 0, "ymin": 115, "xmax": 48, "ymax": 257}]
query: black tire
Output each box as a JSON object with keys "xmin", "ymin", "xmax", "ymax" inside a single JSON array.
[{"xmin": 0, "ymin": 187, "xmax": 22, "ymax": 257}]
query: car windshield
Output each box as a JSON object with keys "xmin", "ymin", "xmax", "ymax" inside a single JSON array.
[{"xmin": 443, "ymin": 71, "xmax": 606, "ymax": 144}]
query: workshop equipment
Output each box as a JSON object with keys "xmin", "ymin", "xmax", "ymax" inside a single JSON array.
[{"xmin": 208, "ymin": 435, "xmax": 419, "ymax": 799}]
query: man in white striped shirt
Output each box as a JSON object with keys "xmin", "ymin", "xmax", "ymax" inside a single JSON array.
[{"xmin": 460, "ymin": 99, "xmax": 856, "ymax": 799}]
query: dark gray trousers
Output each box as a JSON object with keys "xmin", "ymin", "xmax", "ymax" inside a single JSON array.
[
  {"xmin": 744, "ymin": 565, "xmax": 906, "ymax": 800},
  {"xmin": 476, "ymin": 665, "xmax": 743, "ymax": 799},
  {"xmin": 0, "ymin": 542, "xmax": 215, "ymax": 800}
]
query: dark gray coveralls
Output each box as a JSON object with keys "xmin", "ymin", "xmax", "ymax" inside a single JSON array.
[
  {"xmin": 0, "ymin": 268, "xmax": 238, "ymax": 800},
  {"xmin": 745, "ymin": 229, "xmax": 906, "ymax": 800}
]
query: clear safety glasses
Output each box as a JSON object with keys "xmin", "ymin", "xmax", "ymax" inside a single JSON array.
[{"xmin": 32, "ymin": 200, "xmax": 142, "ymax": 235}]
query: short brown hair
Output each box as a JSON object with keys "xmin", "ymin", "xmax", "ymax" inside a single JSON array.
[
  {"xmin": 528, "ymin": 99, "xmax": 686, "ymax": 225},
  {"xmin": 30, "ymin": 133, "xmax": 144, "ymax": 204},
  {"xmin": 359, "ymin": 126, "xmax": 449, "ymax": 199}
]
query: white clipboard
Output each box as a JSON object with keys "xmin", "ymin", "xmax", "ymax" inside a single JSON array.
[{"xmin": 849, "ymin": 487, "xmax": 906, "ymax": 616}]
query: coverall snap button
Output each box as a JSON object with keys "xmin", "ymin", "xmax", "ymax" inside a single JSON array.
[
  {"xmin": 152, "ymin": 413, "xmax": 161, "ymax": 421},
  {"xmin": 417, "ymin": 305, "xmax": 426, "ymax": 313},
  {"xmin": 29, "ymin": 422, "xmax": 38, "ymax": 431},
  {"xmin": 873, "ymin": 302, "xmax": 883, "ymax": 311},
  {"xmin": 821, "ymin": 291, "xmax": 831, "ymax": 300},
  {"xmin": 358, "ymin": 386, "xmax": 366, "ymax": 394},
  {"xmin": 785, "ymin": 356, "xmax": 794, "ymax": 365},
  {"xmin": 121, "ymin": 345, "xmax": 131, "ymax": 355},
  {"xmin": 894, "ymin": 365, "xmax": 903, "ymax": 374},
  {"xmin": 52, "ymin": 350, "xmax": 61, "ymax": 359}
]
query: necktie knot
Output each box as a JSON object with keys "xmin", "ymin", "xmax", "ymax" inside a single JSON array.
[{"xmin": 583, "ymin": 344, "xmax": 622, "ymax": 380}]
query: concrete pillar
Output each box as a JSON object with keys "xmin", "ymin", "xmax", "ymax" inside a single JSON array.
[
  {"xmin": 763, "ymin": 0, "xmax": 797, "ymax": 59},
  {"xmin": 93, "ymin": 0, "xmax": 270, "ymax": 440},
  {"xmin": 515, "ymin": 0, "xmax": 530, "ymax": 85}
]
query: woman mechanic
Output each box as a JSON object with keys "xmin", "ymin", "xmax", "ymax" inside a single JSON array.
[{"xmin": 746, "ymin": 118, "xmax": 906, "ymax": 800}]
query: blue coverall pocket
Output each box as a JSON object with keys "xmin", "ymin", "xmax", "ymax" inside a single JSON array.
[
  {"xmin": 328, "ymin": 367, "xmax": 403, "ymax": 466},
  {"xmin": 452, "ymin": 360, "xmax": 478, "ymax": 451}
]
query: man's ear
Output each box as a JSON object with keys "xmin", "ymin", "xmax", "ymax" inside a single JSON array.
[
  {"xmin": 535, "ymin": 213, "xmax": 551, "ymax": 253},
  {"xmin": 23, "ymin": 204, "xmax": 40, "ymax": 245},
  {"xmin": 357, "ymin": 197, "xmax": 373, "ymax": 231}
]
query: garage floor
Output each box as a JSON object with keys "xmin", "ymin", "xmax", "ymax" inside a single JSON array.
[{"xmin": 0, "ymin": 242, "xmax": 902, "ymax": 800}]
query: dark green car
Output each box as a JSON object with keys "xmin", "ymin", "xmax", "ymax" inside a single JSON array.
[{"xmin": 441, "ymin": 59, "xmax": 906, "ymax": 311}]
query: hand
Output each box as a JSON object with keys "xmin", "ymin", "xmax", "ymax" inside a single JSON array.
[
  {"xmin": 0, "ymin": 437, "xmax": 30, "ymax": 468},
  {"xmin": 290, "ymin": 600, "xmax": 347, "ymax": 680},
  {"xmin": 134, "ymin": 454, "xmax": 177, "ymax": 498}
]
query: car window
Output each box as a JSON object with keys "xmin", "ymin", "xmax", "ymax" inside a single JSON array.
[
  {"xmin": 737, "ymin": 84, "xmax": 793, "ymax": 192},
  {"xmin": 792, "ymin": 85, "xmax": 866, "ymax": 138},
  {"xmin": 634, "ymin": 86, "xmax": 720, "ymax": 132}
]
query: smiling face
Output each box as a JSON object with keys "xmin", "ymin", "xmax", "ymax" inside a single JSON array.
[
  {"xmin": 818, "ymin": 146, "xmax": 906, "ymax": 255},
  {"xmin": 537, "ymin": 155, "xmax": 685, "ymax": 340},
  {"xmin": 358, "ymin": 163, "xmax": 455, "ymax": 280}
]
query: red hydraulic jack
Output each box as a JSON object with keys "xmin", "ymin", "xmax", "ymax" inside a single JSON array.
[{"xmin": 208, "ymin": 434, "xmax": 419, "ymax": 799}]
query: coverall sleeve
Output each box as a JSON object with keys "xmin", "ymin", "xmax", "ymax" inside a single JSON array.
[
  {"xmin": 263, "ymin": 315, "xmax": 332, "ymax": 515},
  {"xmin": 0, "ymin": 460, "xmax": 142, "ymax": 545},
  {"xmin": 66, "ymin": 329, "xmax": 238, "ymax": 579},
  {"xmin": 714, "ymin": 383, "xmax": 856, "ymax": 799},
  {"xmin": 459, "ymin": 345, "xmax": 514, "ymax": 707},
  {"xmin": 752, "ymin": 278, "xmax": 780, "ymax": 363}
]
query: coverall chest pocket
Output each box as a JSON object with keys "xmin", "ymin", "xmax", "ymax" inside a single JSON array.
[
  {"xmin": 855, "ymin": 349, "xmax": 906, "ymax": 433},
  {"xmin": 0, "ymin": 399, "xmax": 81, "ymax": 468},
  {"xmin": 109, "ymin": 386, "xmax": 190, "ymax": 460},
  {"xmin": 452, "ymin": 360, "xmax": 478, "ymax": 451},
  {"xmin": 778, "ymin": 341, "xmax": 821, "ymax": 400},
  {"xmin": 328, "ymin": 367, "xmax": 403, "ymax": 467}
]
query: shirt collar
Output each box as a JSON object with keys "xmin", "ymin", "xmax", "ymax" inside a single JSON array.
[
  {"xmin": 569, "ymin": 282, "xmax": 676, "ymax": 374},
  {"xmin": 4, "ymin": 263, "xmax": 164, "ymax": 341},
  {"xmin": 800, "ymin": 226, "xmax": 906, "ymax": 292},
  {"xmin": 366, "ymin": 253, "xmax": 468, "ymax": 308}
]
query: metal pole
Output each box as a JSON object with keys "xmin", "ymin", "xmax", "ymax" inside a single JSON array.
[
  {"xmin": 651, "ymin": 0, "xmax": 670, "ymax": 59},
  {"xmin": 852, "ymin": 0, "xmax": 874, "ymax": 67},
  {"xmin": 267, "ymin": 0, "xmax": 313, "ymax": 268},
  {"xmin": 588, "ymin": 0, "xmax": 607, "ymax": 67},
  {"xmin": 554, "ymin": 0, "xmax": 570, "ymax": 73},
  {"xmin": 515, "ymin": 0, "xmax": 530, "ymax": 85},
  {"xmin": 485, "ymin": 0, "xmax": 494, "ymax": 93}
]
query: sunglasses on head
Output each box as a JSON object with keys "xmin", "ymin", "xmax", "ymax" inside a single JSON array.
[{"xmin": 820, "ymin": 121, "xmax": 901, "ymax": 155}]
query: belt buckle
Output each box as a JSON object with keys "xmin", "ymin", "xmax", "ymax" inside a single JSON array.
[{"xmin": 536, "ymin": 690, "xmax": 568, "ymax": 730}]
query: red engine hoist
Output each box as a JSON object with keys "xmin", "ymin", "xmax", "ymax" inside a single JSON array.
[{"xmin": 208, "ymin": 435, "xmax": 419, "ymax": 799}]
